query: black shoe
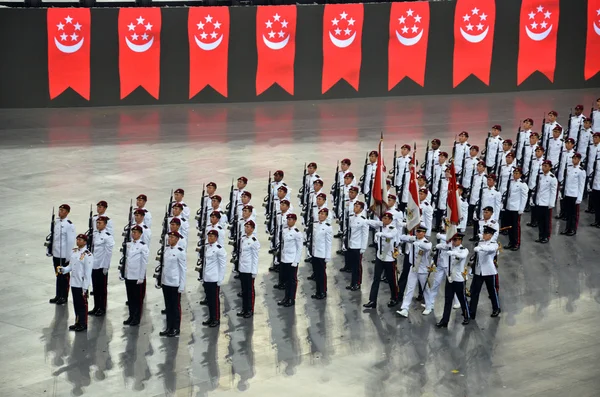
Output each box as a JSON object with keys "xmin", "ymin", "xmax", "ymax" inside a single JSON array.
[
  {"xmin": 237, "ymin": 292, "xmax": 243, "ymax": 298},
  {"xmin": 371, "ymin": 259, "xmax": 376, "ymax": 263},
  {"xmin": 209, "ymin": 320, "xmax": 220, "ymax": 327},
  {"xmin": 236, "ymin": 311, "xmax": 247, "ymax": 317},
  {"xmin": 350, "ymin": 285, "xmax": 361, "ymax": 291},
  {"xmin": 336, "ymin": 249, "xmax": 345, "ymax": 255},
  {"xmin": 199, "ymin": 299, "xmax": 208, "ymax": 305},
  {"xmin": 387, "ymin": 300, "xmax": 399, "ymax": 308},
  {"xmin": 68, "ymin": 324, "xmax": 78, "ymax": 331},
  {"xmin": 559, "ymin": 230, "xmax": 568, "ymax": 235},
  {"xmin": 539, "ymin": 238, "xmax": 549, "ymax": 244},
  {"xmin": 74, "ymin": 324, "xmax": 87, "ymax": 332},
  {"xmin": 467, "ymin": 221, "xmax": 473, "ymax": 227},
  {"xmin": 234, "ymin": 274, "xmax": 240, "ymax": 279},
  {"xmin": 334, "ymin": 232, "xmax": 343, "ymax": 238},
  {"xmin": 462, "ymin": 318, "xmax": 470, "ymax": 325},
  {"xmin": 284, "ymin": 300, "xmax": 295, "ymax": 307},
  {"xmin": 268, "ymin": 249, "xmax": 276, "ymax": 254},
  {"xmin": 307, "ymin": 274, "xmax": 315, "ymax": 281},
  {"xmin": 125, "ymin": 301, "xmax": 129, "ymax": 306},
  {"xmin": 201, "ymin": 320, "xmax": 213, "ymax": 326},
  {"xmin": 566, "ymin": 230, "xmax": 576, "ymax": 236},
  {"xmin": 591, "ymin": 222, "xmax": 599, "ymax": 227},
  {"xmin": 369, "ymin": 243, "xmax": 377, "ymax": 248},
  {"xmin": 161, "ymin": 309, "xmax": 167, "ymax": 315},
  {"xmin": 94, "ymin": 309, "xmax": 105, "ymax": 317},
  {"xmin": 491, "ymin": 308, "xmax": 502, "ymax": 317},
  {"xmin": 88, "ymin": 308, "xmax": 98, "ymax": 316},
  {"xmin": 123, "ymin": 318, "xmax": 132, "ymax": 325},
  {"xmin": 415, "ymin": 295, "xmax": 424, "ymax": 302},
  {"xmin": 129, "ymin": 319, "xmax": 140, "ymax": 326},
  {"xmin": 277, "ymin": 299, "xmax": 288, "ymax": 306},
  {"xmin": 273, "ymin": 284, "xmax": 285, "ymax": 290},
  {"xmin": 49, "ymin": 296, "xmax": 59, "ymax": 304},
  {"xmin": 363, "ymin": 301, "xmax": 376, "ymax": 309},
  {"xmin": 554, "ymin": 215, "xmax": 562, "ymax": 220},
  {"xmin": 243, "ymin": 311, "xmax": 253, "ymax": 318},
  {"xmin": 167, "ymin": 329, "xmax": 179, "ymax": 337},
  {"xmin": 340, "ymin": 267, "xmax": 350, "ymax": 273},
  {"xmin": 500, "ymin": 230, "xmax": 508, "ymax": 236},
  {"xmin": 535, "ymin": 238, "xmax": 543, "ymax": 243},
  {"xmin": 503, "ymin": 244, "xmax": 514, "ymax": 249},
  {"xmin": 345, "ymin": 285, "xmax": 353, "ymax": 290},
  {"xmin": 436, "ymin": 321, "xmax": 448, "ymax": 328},
  {"xmin": 304, "ymin": 258, "xmax": 312, "ymax": 263},
  {"xmin": 471, "ymin": 314, "xmax": 476, "ymax": 320},
  {"xmin": 510, "ymin": 246, "xmax": 520, "ymax": 251},
  {"xmin": 159, "ymin": 329, "xmax": 171, "ymax": 336},
  {"xmin": 526, "ymin": 222, "xmax": 537, "ymax": 227},
  {"xmin": 56, "ymin": 297, "xmax": 67, "ymax": 305},
  {"xmin": 268, "ymin": 266, "xmax": 280, "ymax": 272},
  {"xmin": 585, "ymin": 209, "xmax": 595, "ymax": 214},
  {"xmin": 311, "ymin": 294, "xmax": 320, "ymax": 299},
  {"xmin": 381, "ymin": 276, "xmax": 388, "ymax": 282}
]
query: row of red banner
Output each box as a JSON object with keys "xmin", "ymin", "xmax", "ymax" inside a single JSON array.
[{"xmin": 47, "ymin": 0, "xmax": 600, "ymax": 101}]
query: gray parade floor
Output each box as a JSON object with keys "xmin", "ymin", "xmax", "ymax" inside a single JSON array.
[{"xmin": 0, "ymin": 89, "xmax": 599, "ymax": 397}]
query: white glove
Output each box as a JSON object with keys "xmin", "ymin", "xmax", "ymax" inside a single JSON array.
[
  {"xmin": 576, "ymin": 200, "xmax": 581, "ymax": 205},
  {"xmin": 518, "ymin": 212, "xmax": 523, "ymax": 216},
  {"xmin": 82, "ymin": 289, "xmax": 87, "ymax": 296},
  {"xmin": 103, "ymin": 268, "xmax": 108, "ymax": 275},
  {"xmin": 59, "ymin": 267, "xmax": 66, "ymax": 274},
  {"xmin": 252, "ymin": 274, "xmax": 256, "ymax": 279},
  {"xmin": 178, "ymin": 288, "xmax": 184, "ymax": 294},
  {"xmin": 529, "ymin": 198, "xmax": 534, "ymax": 206},
  {"xmin": 549, "ymin": 206, "xmax": 554, "ymax": 210},
  {"xmin": 474, "ymin": 247, "xmax": 481, "ymax": 253},
  {"xmin": 374, "ymin": 232, "xmax": 382, "ymax": 239},
  {"xmin": 408, "ymin": 236, "xmax": 416, "ymax": 242},
  {"xmin": 447, "ymin": 251, "xmax": 456, "ymax": 257},
  {"xmin": 136, "ymin": 279, "xmax": 144, "ymax": 284},
  {"xmin": 360, "ymin": 250, "xmax": 365, "ymax": 254},
  {"xmin": 217, "ymin": 280, "xmax": 222, "ymax": 287}
]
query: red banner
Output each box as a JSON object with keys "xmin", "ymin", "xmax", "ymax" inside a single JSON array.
[
  {"xmin": 322, "ymin": 4, "xmax": 364, "ymax": 94},
  {"xmin": 388, "ymin": 2, "xmax": 429, "ymax": 89},
  {"xmin": 119, "ymin": 8, "xmax": 161, "ymax": 99},
  {"xmin": 517, "ymin": 0, "xmax": 559, "ymax": 85},
  {"xmin": 585, "ymin": 0, "xmax": 600, "ymax": 80},
  {"xmin": 453, "ymin": 0, "xmax": 495, "ymax": 88},
  {"xmin": 47, "ymin": 9, "xmax": 91, "ymax": 100},
  {"xmin": 189, "ymin": 7, "xmax": 229, "ymax": 98},
  {"xmin": 256, "ymin": 6, "xmax": 296, "ymax": 96}
]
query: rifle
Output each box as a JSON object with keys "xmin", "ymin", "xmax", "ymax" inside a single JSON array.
[
  {"xmin": 226, "ymin": 179, "xmax": 234, "ymax": 222},
  {"xmin": 566, "ymin": 108, "xmax": 573, "ymax": 139},
  {"xmin": 342, "ymin": 197, "xmax": 350, "ymax": 252},
  {"xmin": 542, "ymin": 114, "xmax": 549, "ymax": 150},
  {"xmin": 337, "ymin": 188, "xmax": 346, "ymax": 252},
  {"xmin": 493, "ymin": 144, "xmax": 502, "ymax": 175},
  {"xmin": 515, "ymin": 125, "xmax": 522, "ymax": 167},
  {"xmin": 525, "ymin": 151, "xmax": 535, "ymax": 185},
  {"xmin": 360, "ymin": 152, "xmax": 368, "ymax": 195},
  {"xmin": 423, "ymin": 140, "xmax": 430, "ymax": 172},
  {"xmin": 553, "ymin": 145, "xmax": 564, "ymax": 175},
  {"xmin": 194, "ymin": 184, "xmax": 207, "ymax": 280},
  {"xmin": 502, "ymin": 175, "xmax": 512, "ymax": 211},
  {"xmin": 586, "ymin": 153, "xmax": 599, "ymax": 194},
  {"xmin": 44, "ymin": 207, "xmax": 55, "ymax": 257},
  {"xmin": 391, "ymin": 145, "xmax": 398, "ymax": 185},
  {"xmin": 475, "ymin": 179, "xmax": 485, "ymax": 219},
  {"xmin": 303, "ymin": 199, "xmax": 315, "ymax": 261},
  {"xmin": 194, "ymin": 236, "xmax": 207, "ymax": 279},
  {"xmin": 531, "ymin": 171, "xmax": 542, "ymax": 207},
  {"xmin": 298, "ymin": 162, "xmax": 307, "ymax": 206},
  {"xmin": 332, "ymin": 162, "xmax": 340, "ymax": 216},
  {"xmin": 118, "ymin": 199, "xmax": 133, "ymax": 281},
  {"xmin": 467, "ymin": 166, "xmax": 477, "ymax": 203},
  {"xmin": 86, "ymin": 204, "xmax": 94, "ymax": 253},
  {"xmin": 429, "ymin": 146, "xmax": 435, "ymax": 191},
  {"xmin": 575, "ymin": 120, "xmax": 583, "ymax": 147},
  {"xmin": 482, "ymin": 132, "xmax": 490, "ymax": 161},
  {"xmin": 460, "ymin": 145, "xmax": 468, "ymax": 185},
  {"xmin": 229, "ymin": 225, "xmax": 242, "ymax": 271},
  {"xmin": 269, "ymin": 211, "xmax": 283, "ymax": 268},
  {"xmin": 196, "ymin": 183, "xmax": 206, "ymax": 232},
  {"xmin": 399, "ymin": 160, "xmax": 408, "ymax": 210},
  {"xmin": 434, "ymin": 172, "xmax": 443, "ymax": 210},
  {"xmin": 263, "ymin": 171, "xmax": 273, "ymax": 224},
  {"xmin": 268, "ymin": 196, "xmax": 277, "ymax": 253},
  {"xmin": 153, "ymin": 191, "xmax": 173, "ymax": 289},
  {"xmin": 451, "ymin": 137, "xmax": 457, "ymax": 162}
]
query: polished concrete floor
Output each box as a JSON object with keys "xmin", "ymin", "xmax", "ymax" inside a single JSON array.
[{"xmin": 1, "ymin": 89, "xmax": 600, "ymax": 397}]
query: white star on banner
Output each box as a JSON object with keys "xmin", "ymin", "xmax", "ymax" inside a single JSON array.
[
  {"xmin": 399, "ymin": 16, "xmax": 406, "ymax": 24},
  {"xmin": 57, "ymin": 22, "xmax": 64, "ymax": 30},
  {"xmin": 70, "ymin": 33, "xmax": 78, "ymax": 41},
  {"xmin": 278, "ymin": 30, "xmax": 285, "ymax": 38},
  {"xmin": 142, "ymin": 33, "xmax": 148, "ymax": 40},
  {"xmin": 406, "ymin": 9, "xmax": 414, "ymax": 17},
  {"xmin": 537, "ymin": 5, "xmax": 544, "ymax": 13},
  {"xmin": 335, "ymin": 28, "xmax": 341, "ymax": 35},
  {"xmin": 466, "ymin": 23, "xmax": 473, "ymax": 31},
  {"xmin": 205, "ymin": 15, "xmax": 213, "ymax": 23},
  {"xmin": 332, "ymin": 18, "xmax": 339, "ymax": 26},
  {"xmin": 273, "ymin": 13, "xmax": 281, "ymax": 21},
  {"xmin": 544, "ymin": 11, "xmax": 551, "ymax": 19},
  {"xmin": 131, "ymin": 33, "xmax": 138, "ymax": 40},
  {"xmin": 340, "ymin": 11, "xmax": 348, "ymax": 19},
  {"xmin": 266, "ymin": 20, "xmax": 273, "ymax": 28},
  {"xmin": 414, "ymin": 15, "xmax": 422, "ymax": 23},
  {"xmin": 74, "ymin": 22, "xmax": 81, "ymax": 31},
  {"xmin": 60, "ymin": 33, "xmax": 68, "ymax": 41},
  {"xmin": 268, "ymin": 31, "xmax": 275, "ymax": 38},
  {"xmin": 65, "ymin": 15, "xmax": 73, "ymax": 24},
  {"xmin": 136, "ymin": 16, "xmax": 144, "ymax": 25},
  {"xmin": 214, "ymin": 21, "xmax": 221, "ymax": 29},
  {"xmin": 197, "ymin": 22, "xmax": 204, "ymax": 30},
  {"xmin": 281, "ymin": 20, "xmax": 288, "ymax": 28}
]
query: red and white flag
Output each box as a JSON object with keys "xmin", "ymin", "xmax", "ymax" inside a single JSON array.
[
  {"xmin": 517, "ymin": 0, "xmax": 559, "ymax": 85},
  {"xmin": 256, "ymin": 6, "xmax": 296, "ymax": 96},
  {"xmin": 322, "ymin": 4, "xmax": 364, "ymax": 94},
  {"xmin": 388, "ymin": 2, "xmax": 430, "ymax": 89},
  {"xmin": 585, "ymin": 0, "xmax": 600, "ymax": 80},
  {"xmin": 406, "ymin": 143, "xmax": 421, "ymax": 231},
  {"xmin": 47, "ymin": 9, "xmax": 91, "ymax": 100},
  {"xmin": 453, "ymin": 0, "xmax": 496, "ymax": 88},
  {"xmin": 188, "ymin": 7, "xmax": 229, "ymax": 98},
  {"xmin": 446, "ymin": 162, "xmax": 461, "ymax": 239},
  {"xmin": 119, "ymin": 8, "xmax": 161, "ymax": 99},
  {"xmin": 370, "ymin": 135, "xmax": 389, "ymax": 216}
]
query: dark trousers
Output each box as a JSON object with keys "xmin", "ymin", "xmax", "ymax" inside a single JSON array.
[
  {"xmin": 467, "ymin": 204, "xmax": 476, "ymax": 225},
  {"xmin": 53, "ymin": 257, "xmax": 70, "ymax": 300},
  {"xmin": 125, "ymin": 279, "xmax": 144, "ymax": 322},
  {"xmin": 91, "ymin": 268, "xmax": 108, "ymax": 311},
  {"xmin": 563, "ymin": 196, "xmax": 579, "ymax": 232},
  {"xmin": 345, "ymin": 248, "xmax": 363, "ymax": 286},
  {"xmin": 440, "ymin": 280, "xmax": 470, "ymax": 323},
  {"xmin": 469, "ymin": 274, "xmax": 500, "ymax": 318},
  {"xmin": 398, "ymin": 254, "xmax": 411, "ymax": 298},
  {"xmin": 368, "ymin": 258, "xmax": 399, "ymax": 303},
  {"xmin": 592, "ymin": 190, "xmax": 600, "ymax": 223},
  {"xmin": 434, "ymin": 209, "xmax": 444, "ymax": 229},
  {"xmin": 71, "ymin": 287, "xmax": 88, "ymax": 326},
  {"xmin": 162, "ymin": 285, "xmax": 181, "ymax": 330},
  {"xmin": 284, "ymin": 265, "xmax": 299, "ymax": 301},
  {"xmin": 505, "ymin": 210, "xmax": 521, "ymax": 246},
  {"xmin": 279, "ymin": 262, "xmax": 290, "ymax": 287},
  {"xmin": 530, "ymin": 205, "xmax": 539, "ymax": 225},
  {"xmin": 239, "ymin": 272, "xmax": 255, "ymax": 313},
  {"xmin": 537, "ymin": 206, "xmax": 551, "ymax": 239},
  {"xmin": 397, "ymin": 202, "xmax": 407, "ymax": 212},
  {"xmin": 203, "ymin": 282, "xmax": 220, "ymax": 321},
  {"xmin": 312, "ymin": 257, "xmax": 327, "ymax": 295}
]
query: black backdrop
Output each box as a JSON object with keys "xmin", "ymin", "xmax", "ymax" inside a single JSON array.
[{"xmin": 0, "ymin": 0, "xmax": 598, "ymax": 108}]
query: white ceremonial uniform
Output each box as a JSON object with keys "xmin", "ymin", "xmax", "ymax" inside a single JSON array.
[
  {"xmin": 339, "ymin": 170, "xmax": 358, "ymax": 187},
  {"xmin": 52, "ymin": 218, "xmax": 76, "ymax": 259},
  {"xmin": 522, "ymin": 144, "xmax": 539, "ymax": 176},
  {"xmin": 499, "ymin": 163, "xmax": 516, "ymax": 195},
  {"xmin": 239, "ymin": 233, "xmax": 260, "ymax": 276},
  {"xmin": 203, "ymin": 242, "xmax": 227, "ymax": 285},
  {"xmin": 424, "ymin": 149, "xmax": 440, "ymax": 181},
  {"xmin": 478, "ymin": 218, "xmax": 499, "ymax": 241},
  {"xmin": 568, "ymin": 114, "xmax": 585, "ymax": 140},
  {"xmin": 171, "ymin": 201, "xmax": 191, "ymax": 220},
  {"xmin": 363, "ymin": 162, "xmax": 377, "ymax": 195},
  {"xmin": 161, "ymin": 245, "xmax": 186, "ymax": 291},
  {"xmin": 347, "ymin": 213, "xmax": 369, "ymax": 251},
  {"xmin": 535, "ymin": 172, "xmax": 558, "ymax": 207},
  {"xmin": 462, "ymin": 156, "xmax": 478, "ymax": 188},
  {"xmin": 563, "ymin": 165, "xmax": 586, "ymax": 203},
  {"xmin": 394, "ymin": 156, "xmax": 411, "ymax": 201},
  {"xmin": 543, "ymin": 120, "xmax": 562, "ymax": 142},
  {"xmin": 92, "ymin": 213, "xmax": 114, "ymax": 235},
  {"xmin": 528, "ymin": 158, "xmax": 543, "ymax": 190},
  {"xmin": 309, "ymin": 189, "xmax": 329, "ymax": 208},
  {"xmin": 132, "ymin": 208, "xmax": 152, "ymax": 229},
  {"xmin": 516, "ymin": 130, "xmax": 531, "ymax": 162},
  {"xmin": 473, "ymin": 240, "xmax": 499, "ymax": 276},
  {"xmin": 205, "ymin": 223, "xmax": 225, "ymax": 246},
  {"xmin": 432, "ymin": 162, "xmax": 448, "ymax": 196},
  {"xmin": 131, "ymin": 223, "xmax": 151, "ymax": 248},
  {"xmin": 587, "ymin": 143, "xmax": 600, "ymax": 175},
  {"xmin": 312, "ymin": 204, "xmax": 332, "ymax": 222},
  {"xmin": 437, "ymin": 179, "xmax": 449, "ymax": 211},
  {"xmin": 499, "ymin": 150, "xmax": 512, "ymax": 170},
  {"xmin": 485, "ymin": 135, "xmax": 503, "ymax": 168},
  {"xmin": 447, "ymin": 245, "xmax": 469, "ymax": 283},
  {"xmin": 312, "ymin": 221, "xmax": 333, "ymax": 261},
  {"xmin": 280, "ymin": 226, "xmax": 304, "ymax": 266},
  {"xmin": 592, "ymin": 110, "xmax": 600, "ymax": 133},
  {"xmin": 480, "ymin": 187, "xmax": 502, "ymax": 220},
  {"xmin": 92, "ymin": 229, "xmax": 114, "ymax": 270},
  {"xmin": 505, "ymin": 178, "xmax": 529, "ymax": 213},
  {"xmin": 427, "ymin": 237, "xmax": 451, "ymax": 310},
  {"xmin": 366, "ymin": 221, "xmax": 398, "ymax": 258},
  {"xmin": 469, "ymin": 173, "xmax": 486, "ymax": 206},
  {"xmin": 206, "ymin": 207, "xmax": 228, "ymax": 227},
  {"xmin": 454, "ymin": 142, "xmax": 470, "ymax": 175},
  {"xmin": 592, "ymin": 158, "xmax": 600, "ymax": 190},
  {"xmin": 576, "ymin": 128, "xmax": 593, "ymax": 160},
  {"xmin": 271, "ymin": 181, "xmax": 290, "ymax": 198},
  {"xmin": 124, "ymin": 239, "xmax": 149, "ymax": 281},
  {"xmin": 558, "ymin": 149, "xmax": 575, "ymax": 183},
  {"xmin": 62, "ymin": 247, "xmax": 93, "ymax": 290},
  {"xmin": 546, "ymin": 138, "xmax": 563, "ymax": 166},
  {"xmin": 399, "ymin": 235, "xmax": 433, "ymax": 311},
  {"xmin": 459, "ymin": 197, "xmax": 469, "ymax": 230},
  {"xmin": 420, "ymin": 201, "xmax": 434, "ymax": 237},
  {"xmin": 168, "ymin": 216, "xmax": 190, "ymax": 239}
]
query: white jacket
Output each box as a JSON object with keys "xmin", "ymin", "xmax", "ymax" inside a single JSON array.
[
  {"xmin": 52, "ymin": 218, "xmax": 76, "ymax": 259},
  {"xmin": 203, "ymin": 243, "xmax": 227, "ymax": 284},
  {"xmin": 92, "ymin": 229, "xmax": 114, "ymax": 270},
  {"xmin": 474, "ymin": 240, "xmax": 499, "ymax": 276},
  {"xmin": 125, "ymin": 239, "xmax": 149, "ymax": 281},
  {"xmin": 161, "ymin": 245, "xmax": 186, "ymax": 291},
  {"xmin": 62, "ymin": 247, "xmax": 93, "ymax": 290},
  {"xmin": 280, "ymin": 227, "xmax": 303, "ymax": 266},
  {"xmin": 312, "ymin": 222, "xmax": 333, "ymax": 260},
  {"xmin": 239, "ymin": 234, "xmax": 260, "ymax": 275}
]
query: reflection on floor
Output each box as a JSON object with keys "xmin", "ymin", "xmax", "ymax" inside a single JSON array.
[{"xmin": 0, "ymin": 89, "xmax": 599, "ymax": 397}]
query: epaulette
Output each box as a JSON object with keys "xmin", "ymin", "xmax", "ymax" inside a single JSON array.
[
  {"xmin": 182, "ymin": 218, "xmax": 187, "ymax": 222},
  {"xmin": 72, "ymin": 248, "xmax": 78, "ymax": 252},
  {"xmin": 85, "ymin": 250, "xmax": 92, "ymax": 255},
  {"xmin": 67, "ymin": 220, "xmax": 72, "ymax": 224},
  {"xmin": 217, "ymin": 244, "xmax": 222, "ymax": 249},
  {"xmin": 178, "ymin": 247, "xmax": 183, "ymax": 251},
  {"xmin": 460, "ymin": 247, "xmax": 465, "ymax": 250},
  {"xmin": 294, "ymin": 228, "xmax": 299, "ymax": 232},
  {"xmin": 550, "ymin": 174, "xmax": 555, "ymax": 178},
  {"xmin": 315, "ymin": 174, "xmax": 320, "ymax": 178},
  {"xmin": 325, "ymin": 223, "xmax": 331, "ymax": 226},
  {"xmin": 182, "ymin": 203, "xmax": 187, "ymax": 207},
  {"xmin": 140, "ymin": 241, "xmax": 146, "ymax": 245},
  {"xmin": 389, "ymin": 226, "xmax": 395, "ymax": 229},
  {"xmin": 252, "ymin": 237, "xmax": 257, "ymax": 241},
  {"xmin": 143, "ymin": 225, "xmax": 148, "ymax": 229},
  {"xmin": 424, "ymin": 239, "xmax": 429, "ymax": 243},
  {"xmin": 491, "ymin": 220, "xmax": 496, "ymax": 223},
  {"xmin": 217, "ymin": 226, "xmax": 222, "ymax": 230},
  {"xmin": 282, "ymin": 182, "xmax": 287, "ymax": 186},
  {"xmin": 106, "ymin": 232, "xmax": 111, "ymax": 236},
  {"xmin": 361, "ymin": 216, "xmax": 366, "ymax": 219},
  {"xmin": 423, "ymin": 202, "xmax": 429, "ymax": 206}
]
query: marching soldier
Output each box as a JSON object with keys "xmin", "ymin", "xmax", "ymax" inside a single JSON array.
[
  {"xmin": 311, "ymin": 208, "xmax": 333, "ymax": 300},
  {"xmin": 467, "ymin": 161, "xmax": 487, "ymax": 227},
  {"xmin": 171, "ymin": 188, "xmax": 191, "ymax": 219},
  {"xmin": 271, "ymin": 170, "xmax": 288, "ymax": 197},
  {"xmin": 311, "ymin": 179, "xmax": 328, "ymax": 207},
  {"xmin": 419, "ymin": 188, "xmax": 434, "ymax": 238},
  {"xmin": 363, "ymin": 150, "xmax": 379, "ymax": 197},
  {"xmin": 58, "ymin": 234, "xmax": 93, "ymax": 332},
  {"xmin": 339, "ymin": 159, "xmax": 358, "ymax": 187},
  {"xmin": 237, "ymin": 220, "xmax": 260, "ymax": 318},
  {"xmin": 168, "ymin": 218, "xmax": 187, "ymax": 250},
  {"xmin": 568, "ymin": 105, "xmax": 585, "ymax": 140},
  {"xmin": 534, "ymin": 160, "xmax": 558, "ymax": 244},
  {"xmin": 132, "ymin": 209, "xmax": 152, "ymax": 247},
  {"xmin": 205, "ymin": 182, "xmax": 218, "ymax": 206},
  {"xmin": 586, "ymin": 133, "xmax": 600, "ymax": 215},
  {"xmin": 592, "ymin": 99, "xmax": 600, "ymax": 132},
  {"xmin": 462, "ymin": 145, "xmax": 479, "ymax": 194},
  {"xmin": 435, "ymin": 233, "xmax": 470, "ymax": 327},
  {"xmin": 546, "ymin": 126, "xmax": 564, "ymax": 166},
  {"xmin": 92, "ymin": 201, "xmax": 114, "ymax": 235},
  {"xmin": 522, "ymin": 132, "xmax": 541, "ymax": 177},
  {"xmin": 526, "ymin": 146, "xmax": 545, "ymax": 227},
  {"xmin": 473, "ymin": 206, "xmax": 500, "ymax": 243},
  {"xmin": 304, "ymin": 162, "xmax": 321, "ymax": 196},
  {"xmin": 433, "ymin": 167, "xmax": 450, "ymax": 232},
  {"xmin": 470, "ymin": 226, "xmax": 501, "ymax": 319},
  {"xmin": 135, "ymin": 194, "xmax": 152, "ymax": 228},
  {"xmin": 543, "ymin": 110, "xmax": 562, "ymax": 146},
  {"xmin": 49, "ymin": 204, "xmax": 76, "ymax": 305},
  {"xmin": 393, "ymin": 144, "xmax": 412, "ymax": 212},
  {"xmin": 498, "ymin": 152, "xmax": 516, "ymax": 195},
  {"xmin": 454, "ymin": 131, "xmax": 471, "ymax": 176},
  {"xmin": 556, "ymin": 138, "xmax": 576, "ymax": 219},
  {"xmin": 363, "ymin": 212, "xmax": 400, "ymax": 309},
  {"xmin": 577, "ymin": 118, "xmax": 593, "ymax": 162},
  {"xmin": 503, "ymin": 168, "xmax": 529, "ymax": 250},
  {"xmin": 516, "ymin": 118, "xmax": 533, "ymax": 164},
  {"xmin": 170, "ymin": 203, "xmax": 190, "ymax": 240},
  {"xmin": 560, "ymin": 153, "xmax": 586, "ymax": 236},
  {"xmin": 480, "ymin": 175, "xmax": 502, "ymax": 222},
  {"xmin": 123, "ymin": 225, "xmax": 149, "ymax": 326},
  {"xmin": 424, "ymin": 139, "xmax": 441, "ymax": 182},
  {"xmin": 344, "ymin": 201, "xmax": 369, "ymax": 291},
  {"xmin": 89, "ymin": 216, "xmax": 114, "ymax": 317},
  {"xmin": 484, "ymin": 125, "xmax": 503, "ymax": 174},
  {"xmin": 458, "ymin": 185, "xmax": 469, "ymax": 233},
  {"xmin": 417, "ymin": 174, "xmax": 432, "ymax": 202},
  {"xmin": 238, "ymin": 192, "xmax": 255, "ymax": 219},
  {"xmin": 498, "ymin": 139, "xmax": 513, "ymax": 171},
  {"xmin": 159, "ymin": 231, "xmax": 186, "ymax": 337},
  {"xmin": 277, "ymin": 214, "xmax": 303, "ymax": 307},
  {"xmin": 425, "ymin": 232, "xmax": 451, "ymax": 316},
  {"xmin": 200, "ymin": 230, "xmax": 226, "ymax": 327}
]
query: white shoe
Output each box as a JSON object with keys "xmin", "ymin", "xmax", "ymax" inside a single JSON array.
[
  {"xmin": 453, "ymin": 303, "xmax": 461, "ymax": 309},
  {"xmin": 420, "ymin": 303, "xmax": 426, "ymax": 308},
  {"xmin": 422, "ymin": 308, "xmax": 432, "ymax": 315},
  {"xmin": 397, "ymin": 309, "xmax": 409, "ymax": 317}
]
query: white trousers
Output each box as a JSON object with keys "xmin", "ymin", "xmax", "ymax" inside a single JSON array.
[{"xmin": 401, "ymin": 271, "xmax": 431, "ymax": 310}]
